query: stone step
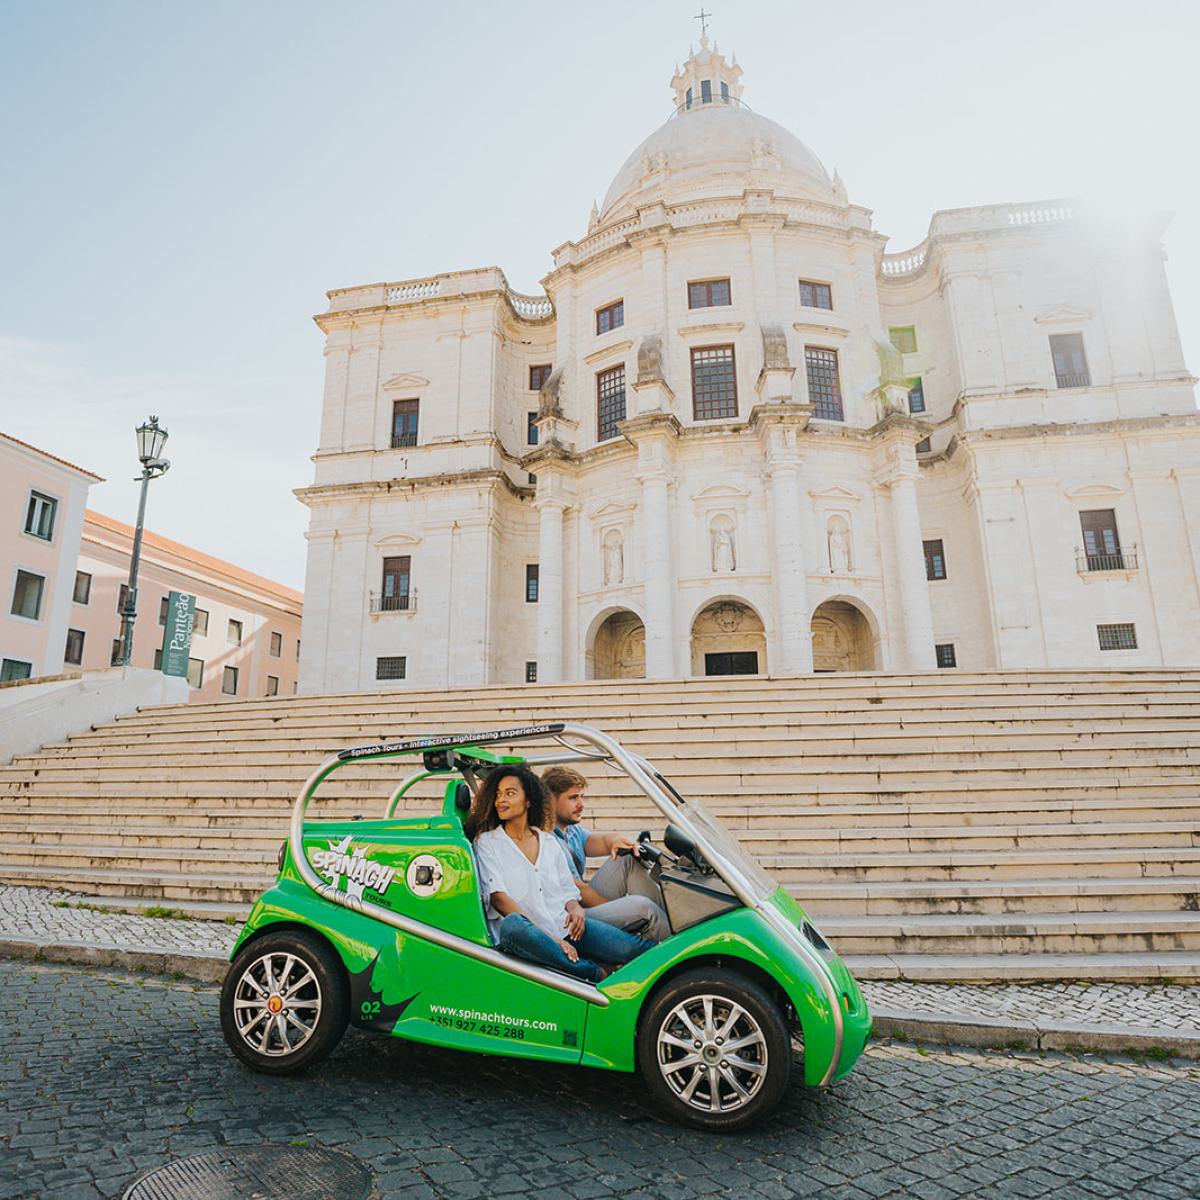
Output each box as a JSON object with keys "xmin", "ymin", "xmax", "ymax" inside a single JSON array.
[
  {"xmin": 798, "ymin": 876, "xmax": 1200, "ymax": 916},
  {"xmin": 842, "ymin": 951, "xmax": 1200, "ymax": 983},
  {"xmin": 819, "ymin": 911, "xmax": 1200, "ymax": 955}
]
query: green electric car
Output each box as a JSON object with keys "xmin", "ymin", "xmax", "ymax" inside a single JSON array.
[{"xmin": 220, "ymin": 722, "xmax": 871, "ymax": 1130}]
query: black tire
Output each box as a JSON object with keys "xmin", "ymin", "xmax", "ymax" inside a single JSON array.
[
  {"xmin": 637, "ymin": 967, "xmax": 792, "ymax": 1132},
  {"xmin": 220, "ymin": 928, "xmax": 349, "ymax": 1075}
]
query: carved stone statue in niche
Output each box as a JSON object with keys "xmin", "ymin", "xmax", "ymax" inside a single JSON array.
[
  {"xmin": 827, "ymin": 516, "xmax": 853, "ymax": 574},
  {"xmin": 636, "ymin": 334, "xmax": 666, "ymax": 385},
  {"xmin": 760, "ymin": 323, "xmax": 792, "ymax": 370},
  {"xmin": 710, "ymin": 517, "xmax": 736, "ymax": 573},
  {"xmin": 602, "ymin": 529, "xmax": 624, "ymax": 586},
  {"xmin": 538, "ymin": 367, "xmax": 565, "ymax": 420}
]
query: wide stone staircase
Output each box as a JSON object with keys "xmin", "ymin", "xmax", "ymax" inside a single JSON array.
[{"xmin": 1, "ymin": 670, "xmax": 1198, "ymax": 982}]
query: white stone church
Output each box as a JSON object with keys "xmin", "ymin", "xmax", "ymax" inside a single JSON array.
[{"xmin": 297, "ymin": 34, "xmax": 1200, "ymax": 693}]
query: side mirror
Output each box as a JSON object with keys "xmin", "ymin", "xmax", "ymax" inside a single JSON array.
[{"xmin": 637, "ymin": 829, "xmax": 652, "ymax": 844}]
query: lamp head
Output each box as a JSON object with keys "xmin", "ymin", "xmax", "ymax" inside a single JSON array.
[{"xmin": 136, "ymin": 415, "xmax": 169, "ymax": 465}]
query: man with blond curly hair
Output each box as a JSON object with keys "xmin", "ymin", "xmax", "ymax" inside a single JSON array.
[{"xmin": 542, "ymin": 766, "xmax": 670, "ymax": 943}]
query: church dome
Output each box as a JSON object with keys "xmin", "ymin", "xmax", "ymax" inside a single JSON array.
[{"xmin": 599, "ymin": 35, "xmax": 835, "ymax": 222}]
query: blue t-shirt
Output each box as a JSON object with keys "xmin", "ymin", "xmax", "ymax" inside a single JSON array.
[{"xmin": 553, "ymin": 823, "xmax": 590, "ymax": 879}]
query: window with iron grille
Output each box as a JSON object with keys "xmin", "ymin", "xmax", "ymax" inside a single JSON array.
[
  {"xmin": 194, "ymin": 608, "xmax": 209, "ymax": 637},
  {"xmin": 529, "ymin": 364, "xmax": 552, "ymax": 391},
  {"xmin": 527, "ymin": 411, "xmax": 539, "ymax": 445},
  {"xmin": 691, "ymin": 345, "xmax": 738, "ymax": 421},
  {"xmin": 377, "ymin": 656, "xmax": 406, "ymax": 680},
  {"xmin": 908, "ymin": 377, "xmax": 926, "ymax": 413},
  {"xmin": 10, "ymin": 570, "xmax": 44, "ymax": 620},
  {"xmin": 804, "ymin": 347, "xmax": 844, "ymax": 420},
  {"xmin": 688, "ymin": 278, "xmax": 731, "ymax": 309},
  {"xmin": 381, "ymin": 556, "xmax": 411, "ymax": 611},
  {"xmin": 64, "ymin": 628, "xmax": 84, "ymax": 666},
  {"xmin": 1097, "ymin": 623, "xmax": 1137, "ymax": 651},
  {"xmin": 525, "ymin": 661, "xmax": 538, "ymax": 683},
  {"xmin": 1, "ymin": 659, "xmax": 32, "ymax": 682},
  {"xmin": 266, "ymin": 675, "xmax": 279, "ymax": 696},
  {"xmin": 935, "ymin": 643, "xmax": 957, "ymax": 668},
  {"xmin": 24, "ymin": 491, "xmax": 57, "ymax": 541},
  {"xmin": 701, "ymin": 79, "xmax": 713, "ymax": 103},
  {"xmin": 798, "ymin": 280, "xmax": 833, "ymax": 310},
  {"xmin": 597, "ymin": 364, "xmax": 626, "ymax": 441},
  {"xmin": 391, "ymin": 399, "xmax": 419, "ymax": 448},
  {"xmin": 227, "ymin": 618, "xmax": 243, "ymax": 645},
  {"xmin": 1080, "ymin": 510, "xmax": 1123, "ymax": 570},
  {"xmin": 526, "ymin": 564, "xmax": 539, "ymax": 603},
  {"xmin": 924, "ymin": 539, "xmax": 947, "ymax": 580},
  {"xmin": 187, "ymin": 657, "xmax": 203, "ymax": 689},
  {"xmin": 1050, "ymin": 333, "xmax": 1090, "ymax": 388},
  {"xmin": 596, "ymin": 300, "xmax": 624, "ymax": 335},
  {"xmin": 269, "ymin": 631, "xmax": 282, "ymax": 657},
  {"xmin": 222, "ymin": 665, "xmax": 239, "ymax": 695},
  {"xmin": 73, "ymin": 571, "xmax": 91, "ymax": 605},
  {"xmin": 889, "ymin": 326, "xmax": 918, "ymax": 354}
]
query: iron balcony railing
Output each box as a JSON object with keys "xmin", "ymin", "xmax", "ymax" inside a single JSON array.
[
  {"xmin": 1055, "ymin": 371, "xmax": 1092, "ymax": 389},
  {"xmin": 369, "ymin": 590, "xmax": 417, "ymax": 614},
  {"xmin": 1076, "ymin": 545, "xmax": 1138, "ymax": 573},
  {"xmin": 390, "ymin": 431, "xmax": 418, "ymax": 449}
]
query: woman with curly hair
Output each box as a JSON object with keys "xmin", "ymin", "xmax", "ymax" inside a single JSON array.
[{"xmin": 468, "ymin": 764, "xmax": 653, "ymax": 983}]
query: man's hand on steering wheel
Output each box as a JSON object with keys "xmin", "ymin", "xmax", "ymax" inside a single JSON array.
[{"xmin": 609, "ymin": 835, "xmax": 640, "ymax": 859}]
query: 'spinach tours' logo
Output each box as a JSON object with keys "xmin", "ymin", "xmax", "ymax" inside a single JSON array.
[{"xmin": 309, "ymin": 835, "xmax": 397, "ymax": 900}]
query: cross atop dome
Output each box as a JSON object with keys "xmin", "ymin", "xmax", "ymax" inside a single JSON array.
[{"xmin": 670, "ymin": 26, "xmax": 744, "ymax": 112}]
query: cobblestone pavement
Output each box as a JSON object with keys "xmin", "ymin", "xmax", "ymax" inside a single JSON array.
[
  {"xmin": 3, "ymin": 885, "xmax": 1198, "ymax": 1035},
  {"xmin": 2, "ymin": 961, "xmax": 1199, "ymax": 1200}
]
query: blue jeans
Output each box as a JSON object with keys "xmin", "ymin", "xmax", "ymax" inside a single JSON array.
[{"xmin": 497, "ymin": 913, "xmax": 654, "ymax": 983}]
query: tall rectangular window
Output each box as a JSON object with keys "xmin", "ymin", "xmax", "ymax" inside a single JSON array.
[
  {"xmin": 110, "ymin": 638, "xmax": 121, "ymax": 665},
  {"xmin": 187, "ymin": 658, "xmax": 203, "ymax": 689},
  {"xmin": 908, "ymin": 377, "xmax": 926, "ymax": 413},
  {"xmin": 24, "ymin": 491, "xmax": 57, "ymax": 541},
  {"xmin": 1, "ymin": 659, "xmax": 32, "ymax": 682},
  {"xmin": 935, "ymin": 643, "xmax": 957, "ymax": 668},
  {"xmin": 527, "ymin": 412, "xmax": 539, "ymax": 445},
  {"xmin": 222, "ymin": 665, "xmax": 239, "ymax": 695},
  {"xmin": 64, "ymin": 629, "xmax": 85, "ymax": 666},
  {"xmin": 72, "ymin": 571, "xmax": 91, "ymax": 605},
  {"xmin": 525, "ymin": 564, "xmax": 539, "ymax": 603},
  {"xmin": 227, "ymin": 618, "xmax": 243, "ymax": 645},
  {"xmin": 1097, "ymin": 623, "xmax": 1137, "ymax": 651},
  {"xmin": 525, "ymin": 661, "xmax": 538, "ymax": 683},
  {"xmin": 798, "ymin": 280, "xmax": 833, "ymax": 310},
  {"xmin": 805, "ymin": 347, "xmax": 844, "ymax": 421},
  {"xmin": 381, "ymin": 556, "xmax": 411, "ymax": 610},
  {"xmin": 376, "ymin": 656, "xmax": 406, "ymax": 680},
  {"xmin": 391, "ymin": 399, "xmax": 419, "ymax": 448},
  {"xmin": 266, "ymin": 675, "xmax": 279, "ymax": 696},
  {"xmin": 688, "ymin": 278, "xmax": 731, "ymax": 309},
  {"xmin": 597, "ymin": 364, "xmax": 626, "ymax": 441},
  {"xmin": 1050, "ymin": 333, "xmax": 1090, "ymax": 388},
  {"xmin": 915, "ymin": 437, "xmax": 932, "ymax": 454},
  {"xmin": 889, "ymin": 326, "xmax": 918, "ymax": 354},
  {"xmin": 596, "ymin": 300, "xmax": 624, "ymax": 335},
  {"xmin": 924, "ymin": 539, "xmax": 947, "ymax": 581},
  {"xmin": 117, "ymin": 583, "xmax": 129, "ymax": 615},
  {"xmin": 529, "ymin": 364, "xmax": 552, "ymax": 390},
  {"xmin": 691, "ymin": 345, "xmax": 738, "ymax": 421},
  {"xmin": 194, "ymin": 608, "xmax": 209, "ymax": 637},
  {"xmin": 158, "ymin": 595, "xmax": 169, "ymax": 626},
  {"xmin": 10, "ymin": 570, "xmax": 45, "ymax": 620},
  {"xmin": 700, "ymin": 78, "xmax": 712, "ymax": 103},
  {"xmin": 269, "ymin": 630, "xmax": 282, "ymax": 657},
  {"xmin": 1080, "ymin": 510, "xmax": 1122, "ymax": 570}
]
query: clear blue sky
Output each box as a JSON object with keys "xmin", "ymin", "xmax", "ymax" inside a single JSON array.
[{"xmin": 2, "ymin": 0, "xmax": 1197, "ymax": 590}]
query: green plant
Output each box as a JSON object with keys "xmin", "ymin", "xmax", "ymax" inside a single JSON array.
[{"xmin": 143, "ymin": 906, "xmax": 188, "ymax": 920}]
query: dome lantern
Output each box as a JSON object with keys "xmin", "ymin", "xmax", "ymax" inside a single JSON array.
[{"xmin": 670, "ymin": 32, "xmax": 744, "ymax": 113}]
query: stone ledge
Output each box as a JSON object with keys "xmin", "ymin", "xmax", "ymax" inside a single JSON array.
[{"xmin": 0, "ymin": 935, "xmax": 228, "ymax": 985}]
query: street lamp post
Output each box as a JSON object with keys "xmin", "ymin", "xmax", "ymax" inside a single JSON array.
[{"xmin": 115, "ymin": 416, "xmax": 170, "ymax": 668}]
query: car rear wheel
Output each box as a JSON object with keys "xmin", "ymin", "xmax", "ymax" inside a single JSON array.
[
  {"xmin": 220, "ymin": 928, "xmax": 349, "ymax": 1075},
  {"xmin": 637, "ymin": 967, "xmax": 792, "ymax": 1132}
]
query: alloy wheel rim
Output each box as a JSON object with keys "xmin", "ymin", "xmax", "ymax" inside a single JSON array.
[
  {"xmin": 232, "ymin": 952, "xmax": 322, "ymax": 1057},
  {"xmin": 656, "ymin": 993, "xmax": 768, "ymax": 1113}
]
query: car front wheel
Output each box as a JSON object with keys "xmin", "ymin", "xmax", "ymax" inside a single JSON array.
[
  {"xmin": 637, "ymin": 967, "xmax": 792, "ymax": 1132},
  {"xmin": 220, "ymin": 928, "xmax": 349, "ymax": 1075}
]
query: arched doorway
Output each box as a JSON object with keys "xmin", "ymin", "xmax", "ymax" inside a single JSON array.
[
  {"xmin": 690, "ymin": 599, "xmax": 767, "ymax": 676},
  {"xmin": 810, "ymin": 600, "xmax": 876, "ymax": 672},
  {"xmin": 591, "ymin": 610, "xmax": 646, "ymax": 680}
]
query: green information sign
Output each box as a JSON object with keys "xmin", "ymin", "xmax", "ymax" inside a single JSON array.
[{"xmin": 160, "ymin": 591, "xmax": 196, "ymax": 678}]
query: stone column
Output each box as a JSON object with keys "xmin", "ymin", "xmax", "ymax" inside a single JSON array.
[
  {"xmin": 885, "ymin": 468, "xmax": 937, "ymax": 670},
  {"xmin": 638, "ymin": 469, "xmax": 676, "ymax": 678},
  {"xmin": 761, "ymin": 424, "xmax": 812, "ymax": 674},
  {"xmin": 534, "ymin": 498, "xmax": 565, "ymax": 683}
]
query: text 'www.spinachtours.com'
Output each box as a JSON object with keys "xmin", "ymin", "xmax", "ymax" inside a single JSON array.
[{"xmin": 428, "ymin": 1004, "xmax": 558, "ymax": 1031}]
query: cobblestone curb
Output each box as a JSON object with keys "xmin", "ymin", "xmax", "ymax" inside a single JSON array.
[{"xmin": 0, "ymin": 935, "xmax": 228, "ymax": 985}]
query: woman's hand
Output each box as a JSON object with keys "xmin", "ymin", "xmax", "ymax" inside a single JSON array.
[
  {"xmin": 564, "ymin": 902, "xmax": 586, "ymax": 940},
  {"xmin": 557, "ymin": 938, "xmax": 580, "ymax": 963}
]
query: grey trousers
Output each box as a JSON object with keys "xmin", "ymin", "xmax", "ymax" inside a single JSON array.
[{"xmin": 584, "ymin": 855, "xmax": 672, "ymax": 942}]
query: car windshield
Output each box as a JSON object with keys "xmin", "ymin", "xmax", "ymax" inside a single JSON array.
[{"xmin": 652, "ymin": 772, "xmax": 778, "ymax": 902}]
